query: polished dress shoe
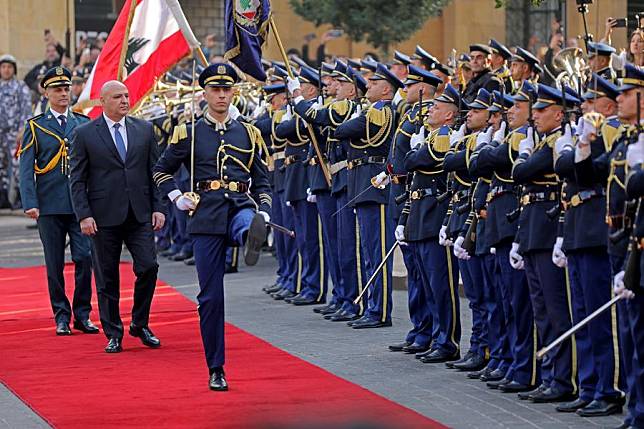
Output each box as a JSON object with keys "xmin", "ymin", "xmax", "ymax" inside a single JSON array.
[
  {"xmin": 403, "ymin": 343, "xmax": 430, "ymax": 354},
  {"xmin": 446, "ymin": 350, "xmax": 475, "ymax": 368},
  {"xmin": 388, "ymin": 341, "xmax": 412, "ymax": 352},
  {"xmin": 159, "ymin": 248, "xmax": 177, "ymax": 257},
  {"xmin": 169, "ymin": 251, "xmax": 192, "ymax": 261},
  {"xmin": 416, "ymin": 349, "xmax": 433, "ymax": 360},
  {"xmin": 347, "ymin": 315, "xmax": 368, "ymax": 327},
  {"xmin": 351, "ymin": 318, "xmax": 392, "ymax": 329},
  {"xmin": 576, "ymin": 398, "xmax": 623, "ymax": 417},
  {"xmin": 105, "ymin": 337, "xmax": 122, "ymax": 353},
  {"xmin": 313, "ymin": 303, "xmax": 337, "ymax": 314},
  {"xmin": 452, "ymin": 353, "xmax": 487, "ymax": 371},
  {"xmin": 498, "ymin": 381, "xmax": 534, "ymax": 393},
  {"xmin": 290, "ymin": 295, "xmax": 323, "ymax": 306},
  {"xmin": 209, "ymin": 368, "xmax": 228, "ymax": 392},
  {"xmin": 263, "ymin": 283, "xmax": 282, "ymax": 294},
  {"xmin": 224, "ymin": 264, "xmax": 238, "ymax": 274},
  {"xmin": 467, "ymin": 367, "xmax": 492, "ymax": 380},
  {"xmin": 329, "ymin": 310, "xmax": 359, "ymax": 322},
  {"xmin": 56, "ymin": 321, "xmax": 72, "ymax": 336},
  {"xmin": 555, "ymin": 397, "xmax": 591, "ymax": 413},
  {"xmin": 420, "ymin": 349, "xmax": 460, "ymax": 363},
  {"xmin": 517, "ymin": 384, "xmax": 548, "ymax": 400},
  {"xmin": 479, "ymin": 368, "xmax": 506, "ymax": 382},
  {"xmin": 73, "ymin": 319, "xmax": 99, "ymax": 334},
  {"xmin": 244, "ymin": 213, "xmax": 267, "ymax": 266},
  {"xmin": 530, "ymin": 387, "xmax": 576, "ymax": 403},
  {"xmin": 183, "ymin": 256, "xmax": 195, "ymax": 266},
  {"xmin": 129, "ymin": 325, "xmax": 161, "ymax": 348},
  {"xmin": 487, "ymin": 378, "xmax": 511, "ymax": 390},
  {"xmin": 284, "ymin": 292, "xmax": 306, "ymax": 304},
  {"xmin": 324, "ymin": 309, "xmax": 343, "ymax": 320},
  {"xmin": 272, "ymin": 289, "xmax": 295, "ymax": 301}
]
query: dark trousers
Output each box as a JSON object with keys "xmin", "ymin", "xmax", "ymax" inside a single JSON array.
[
  {"xmin": 191, "ymin": 208, "xmax": 253, "ymax": 370},
  {"xmin": 272, "ymin": 190, "xmax": 287, "ymax": 286},
  {"xmin": 481, "ymin": 253, "xmax": 506, "ymax": 370},
  {"xmin": 625, "ymin": 293, "xmax": 644, "ymax": 428},
  {"xmin": 524, "ymin": 250, "xmax": 575, "ymax": 393},
  {"xmin": 278, "ymin": 191, "xmax": 299, "ymax": 293},
  {"xmin": 411, "ymin": 239, "xmax": 460, "ymax": 354},
  {"xmin": 459, "ymin": 256, "xmax": 488, "ymax": 357},
  {"xmin": 402, "ymin": 244, "xmax": 433, "ymax": 347},
  {"xmin": 356, "ymin": 203, "xmax": 393, "ymax": 323},
  {"xmin": 567, "ymin": 248, "xmax": 623, "ymax": 401},
  {"xmin": 291, "ymin": 199, "xmax": 327, "ymax": 301},
  {"xmin": 316, "ymin": 191, "xmax": 341, "ymax": 306},
  {"xmin": 91, "ymin": 209, "xmax": 158, "ymax": 339},
  {"xmin": 496, "ymin": 243, "xmax": 537, "ymax": 386},
  {"xmin": 335, "ymin": 191, "xmax": 365, "ymax": 314},
  {"xmin": 37, "ymin": 214, "xmax": 92, "ymax": 323}
]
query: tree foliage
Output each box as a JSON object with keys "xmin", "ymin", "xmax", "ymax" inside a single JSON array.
[{"xmin": 288, "ymin": 0, "xmax": 451, "ymax": 53}]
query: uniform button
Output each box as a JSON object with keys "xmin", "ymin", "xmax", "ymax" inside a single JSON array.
[
  {"xmin": 219, "ymin": 131, "xmax": 224, "ymax": 135},
  {"xmin": 64, "ymin": 138, "xmax": 68, "ymax": 142},
  {"xmin": 223, "ymin": 166, "xmax": 227, "ymax": 170},
  {"xmin": 224, "ymin": 193, "xmax": 229, "ymax": 198},
  {"xmin": 223, "ymin": 175, "xmax": 228, "ymax": 180},
  {"xmin": 221, "ymin": 139, "xmax": 225, "ymax": 143}
]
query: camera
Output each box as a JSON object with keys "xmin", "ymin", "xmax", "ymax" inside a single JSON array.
[{"xmin": 611, "ymin": 18, "xmax": 628, "ymax": 28}]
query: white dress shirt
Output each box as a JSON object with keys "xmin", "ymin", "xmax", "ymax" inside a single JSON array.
[
  {"xmin": 103, "ymin": 113, "xmax": 128, "ymax": 150},
  {"xmin": 51, "ymin": 109, "xmax": 68, "ymax": 128}
]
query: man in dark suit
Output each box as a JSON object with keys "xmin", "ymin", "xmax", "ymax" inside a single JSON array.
[{"xmin": 69, "ymin": 80, "xmax": 165, "ymax": 353}]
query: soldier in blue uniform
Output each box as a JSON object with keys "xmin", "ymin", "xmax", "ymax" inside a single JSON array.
[
  {"xmin": 276, "ymin": 66, "xmax": 328, "ymax": 306},
  {"xmin": 397, "ymin": 83, "xmax": 461, "ymax": 361},
  {"xmin": 586, "ymin": 42, "xmax": 617, "ymax": 83},
  {"xmin": 18, "ymin": 66, "xmax": 96, "ymax": 336},
  {"xmin": 386, "ymin": 65, "xmax": 441, "ymax": 354},
  {"xmin": 443, "ymin": 88, "xmax": 490, "ymax": 369},
  {"xmin": 509, "ymin": 47, "xmax": 541, "ymax": 90},
  {"xmin": 334, "ymin": 63, "xmax": 403, "ymax": 329},
  {"xmin": 289, "ymin": 62, "xmax": 366, "ymax": 321},
  {"xmin": 488, "ymin": 39, "xmax": 514, "ymax": 94},
  {"xmin": 552, "ymin": 74, "xmax": 624, "ymax": 416},
  {"xmin": 473, "ymin": 81, "xmax": 537, "ymax": 390},
  {"xmin": 153, "ymin": 63, "xmax": 272, "ymax": 391},
  {"xmin": 511, "ymin": 84, "xmax": 578, "ymax": 401}
]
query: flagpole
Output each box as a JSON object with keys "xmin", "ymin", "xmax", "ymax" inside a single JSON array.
[
  {"xmin": 117, "ymin": 0, "xmax": 138, "ymax": 81},
  {"xmin": 268, "ymin": 17, "xmax": 332, "ymax": 187}
]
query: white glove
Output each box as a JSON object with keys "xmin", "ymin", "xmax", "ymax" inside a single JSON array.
[
  {"xmin": 492, "ymin": 121, "xmax": 507, "ymax": 145},
  {"xmin": 251, "ymin": 101, "xmax": 266, "ymax": 119},
  {"xmin": 509, "ymin": 242, "xmax": 524, "ymax": 270},
  {"xmin": 490, "ymin": 247, "xmax": 496, "ymax": 255},
  {"xmin": 349, "ymin": 104, "xmax": 362, "ymax": 120},
  {"xmin": 258, "ymin": 210, "xmax": 270, "ymax": 223},
  {"xmin": 554, "ymin": 124, "xmax": 574, "ymax": 156},
  {"xmin": 578, "ymin": 116, "xmax": 597, "ymax": 146},
  {"xmin": 453, "ymin": 236, "xmax": 470, "ymax": 260},
  {"xmin": 410, "ymin": 127, "xmax": 426, "ymax": 149},
  {"xmin": 518, "ymin": 127, "xmax": 535, "ymax": 156},
  {"xmin": 285, "ymin": 200, "xmax": 292, "ymax": 207},
  {"xmin": 450, "ymin": 123, "xmax": 466, "ymax": 147},
  {"xmin": 613, "ymin": 271, "xmax": 635, "ymax": 300},
  {"xmin": 286, "ymin": 76, "xmax": 301, "ymax": 95},
  {"xmin": 306, "ymin": 188, "xmax": 317, "ymax": 203},
  {"xmin": 392, "ymin": 90, "xmax": 403, "ymax": 106},
  {"xmin": 395, "ymin": 225, "xmax": 406, "ymax": 242},
  {"xmin": 611, "ymin": 50, "xmax": 628, "ymax": 72},
  {"xmin": 627, "ymin": 133, "xmax": 644, "ymax": 168},
  {"xmin": 175, "ymin": 195, "xmax": 196, "ymax": 211},
  {"xmin": 310, "ymin": 99, "xmax": 322, "ymax": 111},
  {"xmin": 475, "ymin": 126, "xmax": 494, "ymax": 149},
  {"xmin": 280, "ymin": 105, "xmax": 293, "ymax": 123},
  {"xmin": 371, "ymin": 171, "xmax": 390, "ymax": 188},
  {"xmin": 552, "ymin": 237, "xmax": 567, "ymax": 268},
  {"xmin": 228, "ymin": 103, "xmax": 241, "ymax": 120},
  {"xmin": 439, "ymin": 225, "xmax": 452, "ymax": 247}
]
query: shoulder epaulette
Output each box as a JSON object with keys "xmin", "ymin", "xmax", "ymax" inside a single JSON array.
[
  {"xmin": 331, "ymin": 99, "xmax": 350, "ymax": 117},
  {"xmin": 27, "ymin": 113, "xmax": 44, "ymax": 123},
  {"xmin": 508, "ymin": 129, "xmax": 527, "ymax": 152},
  {"xmin": 72, "ymin": 112, "xmax": 90, "ymax": 120},
  {"xmin": 366, "ymin": 104, "xmax": 390, "ymax": 127},
  {"xmin": 169, "ymin": 123, "xmax": 188, "ymax": 145},
  {"xmin": 432, "ymin": 128, "xmax": 451, "ymax": 152}
]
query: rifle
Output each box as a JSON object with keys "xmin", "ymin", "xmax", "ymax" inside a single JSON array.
[
  {"xmin": 394, "ymin": 88, "xmax": 425, "ymax": 206},
  {"xmin": 545, "ymin": 84, "xmax": 570, "ymax": 219}
]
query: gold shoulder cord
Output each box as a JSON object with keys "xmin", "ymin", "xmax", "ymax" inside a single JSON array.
[{"xmin": 22, "ymin": 121, "xmax": 69, "ymax": 175}]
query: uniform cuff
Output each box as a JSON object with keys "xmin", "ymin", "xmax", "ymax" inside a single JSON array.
[{"xmin": 168, "ymin": 189, "xmax": 182, "ymax": 202}]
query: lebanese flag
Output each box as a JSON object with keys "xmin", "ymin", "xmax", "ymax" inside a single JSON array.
[{"xmin": 77, "ymin": 0, "xmax": 200, "ymax": 118}]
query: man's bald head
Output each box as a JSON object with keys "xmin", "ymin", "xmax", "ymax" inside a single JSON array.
[{"xmin": 100, "ymin": 80, "xmax": 130, "ymax": 121}]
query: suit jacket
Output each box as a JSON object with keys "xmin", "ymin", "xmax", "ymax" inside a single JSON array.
[
  {"xmin": 69, "ymin": 115, "xmax": 163, "ymax": 227},
  {"xmin": 19, "ymin": 109, "xmax": 89, "ymax": 215}
]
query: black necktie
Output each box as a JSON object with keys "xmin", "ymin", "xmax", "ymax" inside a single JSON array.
[{"xmin": 59, "ymin": 115, "xmax": 66, "ymax": 130}]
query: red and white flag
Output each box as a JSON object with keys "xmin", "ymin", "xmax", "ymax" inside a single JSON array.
[{"xmin": 77, "ymin": 0, "xmax": 200, "ymax": 118}]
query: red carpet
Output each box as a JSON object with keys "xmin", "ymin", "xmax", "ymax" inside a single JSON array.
[{"xmin": 0, "ymin": 264, "xmax": 445, "ymax": 429}]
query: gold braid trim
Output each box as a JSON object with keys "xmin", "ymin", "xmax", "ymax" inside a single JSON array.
[{"xmin": 25, "ymin": 121, "xmax": 68, "ymax": 175}]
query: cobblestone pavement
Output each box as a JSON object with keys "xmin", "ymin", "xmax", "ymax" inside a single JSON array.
[{"xmin": 0, "ymin": 213, "xmax": 624, "ymax": 428}]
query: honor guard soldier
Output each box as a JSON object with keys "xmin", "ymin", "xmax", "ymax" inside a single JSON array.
[
  {"xmin": 385, "ymin": 65, "xmax": 441, "ymax": 354},
  {"xmin": 474, "ymin": 81, "xmax": 537, "ymax": 390},
  {"xmin": 396, "ymin": 83, "xmax": 461, "ymax": 360},
  {"xmin": 290, "ymin": 62, "xmax": 366, "ymax": 321},
  {"xmin": 511, "ymin": 84, "xmax": 579, "ymax": 402},
  {"xmin": 587, "ymin": 42, "xmax": 617, "ymax": 82},
  {"xmin": 488, "ymin": 39, "xmax": 514, "ymax": 93},
  {"xmin": 577, "ymin": 63, "xmax": 644, "ymax": 427},
  {"xmin": 334, "ymin": 63, "xmax": 403, "ymax": 329},
  {"xmin": 552, "ymin": 74, "xmax": 624, "ymax": 416},
  {"xmin": 18, "ymin": 66, "xmax": 96, "ymax": 335},
  {"xmin": 153, "ymin": 63, "xmax": 272, "ymax": 391},
  {"xmin": 391, "ymin": 50, "xmax": 411, "ymax": 117},
  {"xmin": 510, "ymin": 47, "xmax": 541, "ymax": 90},
  {"xmin": 443, "ymin": 89, "xmax": 491, "ymax": 369},
  {"xmin": 462, "ymin": 44, "xmax": 502, "ymax": 103}
]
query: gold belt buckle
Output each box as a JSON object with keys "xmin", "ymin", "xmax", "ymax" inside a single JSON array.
[
  {"xmin": 209, "ymin": 180, "xmax": 222, "ymax": 191},
  {"xmin": 411, "ymin": 190, "xmax": 420, "ymax": 200},
  {"xmin": 348, "ymin": 161, "xmax": 354, "ymax": 170},
  {"xmin": 228, "ymin": 182, "xmax": 238, "ymax": 192},
  {"xmin": 309, "ymin": 158, "xmax": 316, "ymax": 166},
  {"xmin": 570, "ymin": 194, "xmax": 581, "ymax": 207}
]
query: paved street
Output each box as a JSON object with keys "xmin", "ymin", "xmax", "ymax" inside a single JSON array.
[{"xmin": 0, "ymin": 212, "xmax": 624, "ymax": 428}]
